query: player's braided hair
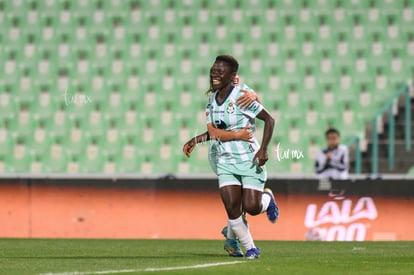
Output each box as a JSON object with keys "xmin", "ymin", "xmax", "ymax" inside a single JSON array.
[
  {"xmin": 206, "ymin": 55, "xmax": 239, "ymax": 94},
  {"xmin": 216, "ymin": 55, "xmax": 239, "ymax": 73}
]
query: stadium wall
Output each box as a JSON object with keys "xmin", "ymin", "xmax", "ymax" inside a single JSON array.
[{"xmin": 1, "ymin": 178, "xmax": 413, "ymax": 241}]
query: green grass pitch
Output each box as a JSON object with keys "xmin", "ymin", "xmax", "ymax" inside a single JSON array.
[{"xmin": 0, "ymin": 239, "xmax": 413, "ymax": 275}]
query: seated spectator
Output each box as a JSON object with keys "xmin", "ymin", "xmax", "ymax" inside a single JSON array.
[{"xmin": 315, "ymin": 128, "xmax": 349, "ymax": 179}]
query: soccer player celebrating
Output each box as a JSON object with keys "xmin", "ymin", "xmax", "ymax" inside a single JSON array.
[
  {"xmin": 183, "ymin": 74, "xmax": 263, "ymax": 257},
  {"xmin": 183, "ymin": 74, "xmax": 260, "ymax": 157},
  {"xmin": 183, "ymin": 55, "xmax": 278, "ymax": 259}
]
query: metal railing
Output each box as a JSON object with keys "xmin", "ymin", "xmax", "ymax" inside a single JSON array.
[
  {"xmin": 347, "ymin": 84, "xmax": 412, "ymax": 174},
  {"xmin": 346, "ymin": 135, "xmax": 362, "ymax": 174},
  {"xmin": 371, "ymin": 85, "xmax": 411, "ymax": 174}
]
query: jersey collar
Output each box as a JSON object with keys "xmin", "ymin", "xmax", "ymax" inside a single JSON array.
[{"xmin": 215, "ymin": 84, "xmax": 235, "ymax": 106}]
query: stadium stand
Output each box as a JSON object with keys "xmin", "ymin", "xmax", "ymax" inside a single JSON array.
[{"xmin": 0, "ymin": 0, "xmax": 412, "ymax": 174}]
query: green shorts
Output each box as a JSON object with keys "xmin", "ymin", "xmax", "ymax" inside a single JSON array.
[{"xmin": 216, "ymin": 161, "xmax": 267, "ymax": 191}]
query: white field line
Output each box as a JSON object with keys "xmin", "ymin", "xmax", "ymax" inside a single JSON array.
[{"xmin": 38, "ymin": 260, "xmax": 245, "ymax": 275}]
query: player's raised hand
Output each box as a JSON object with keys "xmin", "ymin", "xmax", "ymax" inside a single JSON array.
[
  {"xmin": 236, "ymin": 126, "xmax": 254, "ymax": 142},
  {"xmin": 183, "ymin": 138, "xmax": 196, "ymax": 158},
  {"xmin": 237, "ymin": 90, "xmax": 258, "ymax": 108},
  {"xmin": 252, "ymin": 148, "xmax": 268, "ymax": 166}
]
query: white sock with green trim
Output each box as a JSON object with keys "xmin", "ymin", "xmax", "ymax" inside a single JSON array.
[
  {"xmin": 260, "ymin": 192, "xmax": 271, "ymax": 213},
  {"xmin": 226, "ymin": 220, "xmax": 237, "ymax": 239},
  {"xmin": 228, "ymin": 215, "xmax": 255, "ymax": 250}
]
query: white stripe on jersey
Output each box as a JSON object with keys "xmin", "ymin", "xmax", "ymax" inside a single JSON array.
[
  {"xmin": 235, "ymin": 141, "xmax": 250, "ymax": 161},
  {"xmin": 223, "ymin": 142, "xmax": 236, "ymax": 164}
]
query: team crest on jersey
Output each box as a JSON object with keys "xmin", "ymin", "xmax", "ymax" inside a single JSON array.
[{"xmin": 227, "ymin": 102, "xmax": 235, "ymax": 114}]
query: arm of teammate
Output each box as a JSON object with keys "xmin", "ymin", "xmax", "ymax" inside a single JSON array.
[
  {"xmin": 183, "ymin": 131, "xmax": 210, "ymax": 158},
  {"xmin": 253, "ymin": 109, "xmax": 275, "ymax": 166},
  {"xmin": 237, "ymin": 90, "xmax": 262, "ymax": 108},
  {"xmin": 207, "ymin": 124, "xmax": 254, "ymax": 142},
  {"xmin": 183, "ymin": 127, "xmax": 253, "ymax": 158}
]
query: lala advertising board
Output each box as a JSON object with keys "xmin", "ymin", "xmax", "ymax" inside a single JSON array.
[
  {"xmin": 304, "ymin": 195, "xmax": 378, "ymax": 241},
  {"xmin": 295, "ymin": 187, "xmax": 414, "ymax": 241}
]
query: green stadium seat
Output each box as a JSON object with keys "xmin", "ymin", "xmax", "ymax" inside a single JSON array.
[
  {"xmin": 0, "ymin": 120, "xmax": 13, "ymax": 158},
  {"xmin": 177, "ymin": 156, "xmax": 191, "ymax": 174},
  {"xmin": 30, "ymin": 154, "xmax": 45, "ymax": 173},
  {"xmin": 340, "ymin": 102, "xmax": 365, "ymax": 137},
  {"xmin": 282, "ymin": 85, "xmax": 304, "ymax": 121},
  {"xmin": 50, "ymin": 103, "xmax": 69, "ymax": 139},
  {"xmin": 119, "ymin": 104, "xmax": 140, "ymax": 138},
  {"xmin": 33, "ymin": 89, "xmax": 56, "ymax": 121},
  {"xmin": 45, "ymin": 139, "xmax": 67, "ymax": 173},
  {"xmin": 0, "ymin": 88, "xmax": 17, "ymax": 121},
  {"xmin": 0, "ymin": 155, "xmax": 10, "ymax": 173},
  {"xmin": 64, "ymin": 119, "xmax": 86, "ymax": 157},
  {"xmin": 30, "ymin": 120, "xmax": 52, "ymax": 156},
  {"xmin": 320, "ymin": 89, "xmax": 342, "ymax": 126},
  {"xmin": 269, "ymin": 155, "xmax": 291, "ymax": 174},
  {"xmin": 137, "ymin": 147, "xmax": 152, "ymax": 172},
  {"xmin": 102, "ymin": 155, "xmax": 117, "ymax": 174},
  {"xmin": 78, "ymin": 139, "xmax": 104, "ymax": 173},
  {"xmin": 10, "ymin": 140, "xmax": 30, "ymax": 173},
  {"xmin": 124, "ymin": 67, "xmax": 141, "ymax": 102},
  {"xmin": 116, "ymin": 137, "xmax": 142, "ymax": 173},
  {"xmin": 154, "ymin": 140, "xmax": 179, "ymax": 174},
  {"xmin": 10, "ymin": 103, "xmax": 35, "ymax": 140},
  {"xmin": 84, "ymin": 104, "xmax": 106, "ymax": 139},
  {"xmin": 102, "ymin": 120, "xmax": 123, "ymax": 157},
  {"xmin": 0, "ymin": 0, "xmax": 411, "ymax": 174},
  {"xmin": 64, "ymin": 155, "xmax": 79, "ymax": 174},
  {"xmin": 117, "ymin": 155, "xmax": 141, "ymax": 173}
]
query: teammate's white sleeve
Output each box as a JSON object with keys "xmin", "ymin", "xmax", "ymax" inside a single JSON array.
[{"xmin": 238, "ymin": 95, "xmax": 263, "ymax": 119}]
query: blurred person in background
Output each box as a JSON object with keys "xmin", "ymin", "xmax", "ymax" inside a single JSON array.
[{"xmin": 315, "ymin": 128, "xmax": 349, "ymax": 179}]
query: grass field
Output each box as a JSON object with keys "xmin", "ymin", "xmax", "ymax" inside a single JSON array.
[{"xmin": 0, "ymin": 239, "xmax": 413, "ymax": 275}]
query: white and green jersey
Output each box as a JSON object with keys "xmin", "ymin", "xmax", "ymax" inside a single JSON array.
[{"xmin": 205, "ymin": 84, "xmax": 264, "ymax": 169}]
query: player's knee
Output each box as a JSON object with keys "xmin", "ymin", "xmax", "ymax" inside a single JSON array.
[
  {"xmin": 224, "ymin": 201, "xmax": 242, "ymax": 219},
  {"xmin": 244, "ymin": 202, "xmax": 261, "ymax": 216}
]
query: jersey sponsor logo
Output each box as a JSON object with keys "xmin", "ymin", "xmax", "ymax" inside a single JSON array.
[
  {"xmin": 227, "ymin": 102, "xmax": 235, "ymax": 114},
  {"xmin": 206, "ymin": 111, "xmax": 209, "ymax": 117},
  {"xmin": 214, "ymin": 120, "xmax": 227, "ymax": 129}
]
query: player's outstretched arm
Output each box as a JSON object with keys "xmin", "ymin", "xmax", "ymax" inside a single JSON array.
[
  {"xmin": 183, "ymin": 127, "xmax": 253, "ymax": 158},
  {"xmin": 183, "ymin": 131, "xmax": 210, "ymax": 158},
  {"xmin": 237, "ymin": 90, "xmax": 262, "ymax": 108},
  {"xmin": 253, "ymin": 109, "xmax": 275, "ymax": 166},
  {"xmin": 207, "ymin": 124, "xmax": 253, "ymax": 143}
]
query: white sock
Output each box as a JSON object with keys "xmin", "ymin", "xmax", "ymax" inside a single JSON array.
[
  {"xmin": 228, "ymin": 215, "xmax": 255, "ymax": 250},
  {"xmin": 260, "ymin": 192, "xmax": 271, "ymax": 213},
  {"xmin": 226, "ymin": 220, "xmax": 237, "ymax": 239}
]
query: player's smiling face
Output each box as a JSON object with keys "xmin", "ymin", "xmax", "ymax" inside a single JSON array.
[{"xmin": 210, "ymin": 61, "xmax": 235, "ymax": 91}]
